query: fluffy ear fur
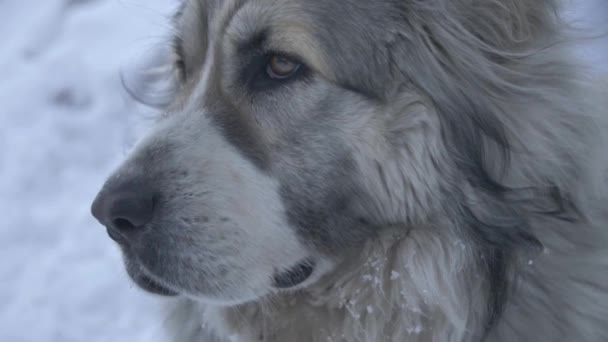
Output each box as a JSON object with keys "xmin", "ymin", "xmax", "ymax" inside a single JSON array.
[
  {"xmin": 394, "ymin": 0, "xmax": 600, "ymax": 232},
  {"xmin": 388, "ymin": 0, "xmax": 606, "ymax": 332},
  {"xmin": 445, "ymin": 0, "xmax": 562, "ymax": 46}
]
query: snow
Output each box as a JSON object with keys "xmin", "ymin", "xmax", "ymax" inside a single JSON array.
[
  {"xmin": 0, "ymin": 1, "xmax": 605, "ymax": 342},
  {"xmin": 0, "ymin": 1, "xmax": 177, "ymax": 341}
]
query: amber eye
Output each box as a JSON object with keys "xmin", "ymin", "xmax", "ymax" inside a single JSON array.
[{"xmin": 267, "ymin": 55, "xmax": 301, "ymax": 79}]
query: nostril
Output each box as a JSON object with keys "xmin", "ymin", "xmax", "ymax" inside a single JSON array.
[
  {"xmin": 106, "ymin": 193, "xmax": 155, "ymax": 233},
  {"xmin": 112, "ymin": 218, "xmax": 137, "ymax": 232},
  {"xmin": 91, "ymin": 178, "xmax": 157, "ymax": 239}
]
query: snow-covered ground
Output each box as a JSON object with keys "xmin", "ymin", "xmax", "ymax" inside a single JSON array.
[
  {"xmin": 0, "ymin": 1, "xmax": 178, "ymax": 341},
  {"xmin": 0, "ymin": 1, "xmax": 605, "ymax": 342}
]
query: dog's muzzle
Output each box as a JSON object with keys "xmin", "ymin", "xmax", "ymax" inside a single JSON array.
[{"xmin": 92, "ymin": 175, "xmax": 180, "ymax": 296}]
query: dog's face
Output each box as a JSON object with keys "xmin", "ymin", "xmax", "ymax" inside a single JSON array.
[{"xmin": 91, "ymin": 0, "xmax": 478, "ymax": 305}]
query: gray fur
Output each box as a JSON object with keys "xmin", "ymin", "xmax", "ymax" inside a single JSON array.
[{"xmin": 92, "ymin": 0, "xmax": 608, "ymax": 341}]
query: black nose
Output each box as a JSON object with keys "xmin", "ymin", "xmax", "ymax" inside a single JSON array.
[{"xmin": 91, "ymin": 178, "xmax": 156, "ymax": 242}]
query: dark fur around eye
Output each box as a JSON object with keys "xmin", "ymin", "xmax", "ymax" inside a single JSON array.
[{"xmin": 242, "ymin": 52, "xmax": 308, "ymax": 92}]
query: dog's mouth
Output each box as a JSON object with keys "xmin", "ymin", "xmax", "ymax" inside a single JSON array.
[
  {"xmin": 132, "ymin": 272, "xmax": 179, "ymax": 297},
  {"xmin": 272, "ymin": 260, "xmax": 316, "ymax": 289},
  {"xmin": 117, "ymin": 232, "xmax": 316, "ymax": 297},
  {"xmin": 131, "ymin": 260, "xmax": 317, "ymax": 295},
  {"xmin": 121, "ymin": 250, "xmax": 179, "ymax": 297},
  {"xmin": 131, "ymin": 258, "xmax": 316, "ymax": 297}
]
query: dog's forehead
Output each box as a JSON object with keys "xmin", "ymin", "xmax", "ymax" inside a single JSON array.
[
  {"xmin": 176, "ymin": 0, "xmax": 390, "ymax": 31},
  {"xmin": 176, "ymin": 0, "xmax": 398, "ymax": 95}
]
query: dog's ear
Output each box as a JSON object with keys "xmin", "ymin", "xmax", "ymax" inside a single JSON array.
[
  {"xmin": 391, "ymin": 0, "xmax": 569, "ymax": 250},
  {"xmin": 447, "ymin": 0, "xmax": 561, "ymax": 48},
  {"xmin": 394, "ymin": 0, "xmax": 565, "ymax": 166},
  {"xmin": 399, "ymin": 0, "xmax": 561, "ymax": 57}
]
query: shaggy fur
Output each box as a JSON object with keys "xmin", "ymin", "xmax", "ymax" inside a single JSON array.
[{"xmin": 92, "ymin": 0, "xmax": 608, "ymax": 341}]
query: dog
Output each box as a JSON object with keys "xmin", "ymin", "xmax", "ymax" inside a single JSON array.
[{"xmin": 91, "ymin": 0, "xmax": 608, "ymax": 341}]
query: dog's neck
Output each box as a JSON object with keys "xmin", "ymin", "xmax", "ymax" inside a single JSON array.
[{"xmin": 165, "ymin": 225, "xmax": 495, "ymax": 342}]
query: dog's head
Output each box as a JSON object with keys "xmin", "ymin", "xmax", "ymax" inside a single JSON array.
[{"xmin": 92, "ymin": 0, "xmax": 569, "ymax": 306}]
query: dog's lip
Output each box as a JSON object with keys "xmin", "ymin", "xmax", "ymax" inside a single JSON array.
[
  {"xmin": 133, "ymin": 272, "xmax": 179, "ymax": 297},
  {"xmin": 272, "ymin": 259, "xmax": 316, "ymax": 289},
  {"xmin": 120, "ymin": 247, "xmax": 179, "ymax": 297},
  {"xmin": 105, "ymin": 227, "xmax": 128, "ymax": 245}
]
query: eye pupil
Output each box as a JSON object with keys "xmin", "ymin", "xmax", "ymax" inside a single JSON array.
[{"xmin": 267, "ymin": 55, "xmax": 300, "ymax": 79}]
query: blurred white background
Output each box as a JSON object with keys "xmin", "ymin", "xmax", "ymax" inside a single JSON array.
[
  {"xmin": 0, "ymin": 1, "xmax": 177, "ymax": 341},
  {"xmin": 0, "ymin": 1, "xmax": 605, "ymax": 341}
]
